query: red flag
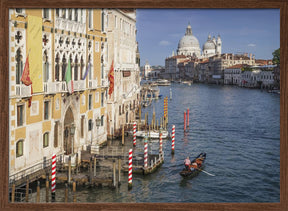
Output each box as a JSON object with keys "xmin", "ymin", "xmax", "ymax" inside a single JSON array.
[
  {"xmin": 21, "ymin": 55, "xmax": 33, "ymax": 107},
  {"xmin": 108, "ymin": 60, "xmax": 114, "ymax": 96}
]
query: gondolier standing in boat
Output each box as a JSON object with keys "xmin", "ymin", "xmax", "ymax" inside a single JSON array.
[{"xmin": 184, "ymin": 157, "xmax": 191, "ymax": 170}]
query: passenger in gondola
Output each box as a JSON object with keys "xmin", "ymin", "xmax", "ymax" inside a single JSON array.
[
  {"xmin": 184, "ymin": 157, "xmax": 191, "ymax": 170},
  {"xmin": 196, "ymin": 158, "xmax": 203, "ymax": 167},
  {"xmin": 190, "ymin": 162, "xmax": 198, "ymax": 171}
]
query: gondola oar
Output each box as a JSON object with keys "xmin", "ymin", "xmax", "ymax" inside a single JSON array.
[{"xmin": 199, "ymin": 169, "xmax": 215, "ymax": 176}]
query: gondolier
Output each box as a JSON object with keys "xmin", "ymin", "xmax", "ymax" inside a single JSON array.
[{"xmin": 184, "ymin": 157, "xmax": 191, "ymax": 170}]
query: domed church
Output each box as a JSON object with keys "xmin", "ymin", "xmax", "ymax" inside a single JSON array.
[{"xmin": 176, "ymin": 23, "xmax": 222, "ymax": 58}]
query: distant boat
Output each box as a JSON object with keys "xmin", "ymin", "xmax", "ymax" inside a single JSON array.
[
  {"xmin": 131, "ymin": 130, "xmax": 169, "ymax": 139},
  {"xmin": 156, "ymin": 79, "xmax": 171, "ymax": 86},
  {"xmin": 182, "ymin": 81, "xmax": 192, "ymax": 86}
]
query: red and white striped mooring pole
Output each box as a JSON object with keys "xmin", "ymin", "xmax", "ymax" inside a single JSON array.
[
  {"xmin": 51, "ymin": 154, "xmax": 56, "ymax": 200},
  {"xmin": 128, "ymin": 149, "xmax": 133, "ymax": 189},
  {"xmin": 133, "ymin": 122, "xmax": 136, "ymax": 146},
  {"xmin": 171, "ymin": 125, "xmax": 175, "ymax": 154},
  {"xmin": 144, "ymin": 137, "xmax": 148, "ymax": 168}
]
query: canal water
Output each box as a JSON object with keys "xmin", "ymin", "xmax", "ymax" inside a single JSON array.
[{"xmin": 35, "ymin": 83, "xmax": 280, "ymax": 203}]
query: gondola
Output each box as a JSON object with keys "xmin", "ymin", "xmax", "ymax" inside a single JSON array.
[{"xmin": 179, "ymin": 152, "xmax": 206, "ymax": 178}]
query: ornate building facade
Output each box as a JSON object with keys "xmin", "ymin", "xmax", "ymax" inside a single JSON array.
[{"xmin": 9, "ymin": 9, "xmax": 109, "ymax": 181}]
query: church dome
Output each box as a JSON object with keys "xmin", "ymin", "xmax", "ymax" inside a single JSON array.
[
  {"xmin": 177, "ymin": 23, "xmax": 201, "ymax": 57},
  {"xmin": 203, "ymin": 40, "xmax": 216, "ymax": 50},
  {"xmin": 178, "ymin": 35, "xmax": 200, "ymax": 49}
]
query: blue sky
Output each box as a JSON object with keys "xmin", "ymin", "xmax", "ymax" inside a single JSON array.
[{"xmin": 136, "ymin": 9, "xmax": 280, "ymax": 66}]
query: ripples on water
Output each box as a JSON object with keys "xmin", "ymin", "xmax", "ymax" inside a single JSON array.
[{"xmin": 48, "ymin": 84, "xmax": 280, "ymax": 203}]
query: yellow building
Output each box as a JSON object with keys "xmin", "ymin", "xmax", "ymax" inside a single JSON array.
[{"xmin": 9, "ymin": 9, "xmax": 108, "ymax": 181}]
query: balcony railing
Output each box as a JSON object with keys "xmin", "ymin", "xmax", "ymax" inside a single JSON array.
[
  {"xmin": 73, "ymin": 80, "xmax": 86, "ymax": 91},
  {"xmin": 101, "ymin": 79, "xmax": 109, "ymax": 87},
  {"xmin": 15, "ymin": 84, "xmax": 32, "ymax": 97},
  {"xmin": 88, "ymin": 79, "xmax": 98, "ymax": 89}
]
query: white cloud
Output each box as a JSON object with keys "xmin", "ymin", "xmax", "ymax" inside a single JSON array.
[
  {"xmin": 159, "ymin": 40, "xmax": 171, "ymax": 46},
  {"xmin": 248, "ymin": 43, "xmax": 256, "ymax": 47}
]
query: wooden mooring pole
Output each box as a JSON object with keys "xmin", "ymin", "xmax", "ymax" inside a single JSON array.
[
  {"xmin": 36, "ymin": 181, "xmax": 40, "ymax": 203},
  {"xmin": 122, "ymin": 125, "xmax": 125, "ymax": 145},
  {"xmin": 89, "ymin": 157, "xmax": 93, "ymax": 184},
  {"xmin": 118, "ymin": 159, "xmax": 121, "ymax": 186},
  {"xmin": 25, "ymin": 177, "xmax": 29, "ymax": 202},
  {"xmin": 113, "ymin": 160, "xmax": 116, "ymax": 188},
  {"xmin": 46, "ymin": 175, "xmax": 49, "ymax": 202},
  {"xmin": 94, "ymin": 156, "xmax": 97, "ymax": 177},
  {"xmin": 68, "ymin": 156, "xmax": 71, "ymax": 184},
  {"xmin": 65, "ymin": 183, "xmax": 68, "ymax": 203},
  {"xmin": 11, "ymin": 183, "xmax": 15, "ymax": 203},
  {"xmin": 73, "ymin": 181, "xmax": 76, "ymax": 203}
]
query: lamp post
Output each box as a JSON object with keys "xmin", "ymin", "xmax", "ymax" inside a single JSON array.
[
  {"xmin": 95, "ymin": 117, "xmax": 101, "ymax": 145},
  {"xmin": 70, "ymin": 123, "xmax": 75, "ymax": 154}
]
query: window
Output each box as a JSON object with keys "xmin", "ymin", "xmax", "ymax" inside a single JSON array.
[
  {"xmin": 43, "ymin": 50, "xmax": 49, "ymax": 82},
  {"xmin": 68, "ymin": 9, "xmax": 72, "ymax": 20},
  {"xmin": 74, "ymin": 9, "xmax": 78, "ymax": 21},
  {"xmin": 44, "ymin": 101, "xmax": 49, "ymax": 120},
  {"xmin": 43, "ymin": 132, "xmax": 49, "ymax": 148},
  {"xmin": 62, "ymin": 55, "xmax": 67, "ymax": 81},
  {"xmin": 43, "ymin": 9, "xmax": 49, "ymax": 19},
  {"xmin": 80, "ymin": 56, "xmax": 84, "ymax": 80},
  {"xmin": 17, "ymin": 104, "xmax": 24, "ymax": 126},
  {"xmin": 54, "ymin": 122, "xmax": 59, "ymax": 147},
  {"xmin": 16, "ymin": 48, "xmax": 23, "ymax": 85},
  {"xmin": 101, "ymin": 10, "xmax": 105, "ymax": 31},
  {"xmin": 101, "ymin": 115, "xmax": 104, "ymax": 126},
  {"xmin": 101, "ymin": 92, "xmax": 104, "ymax": 107},
  {"xmin": 81, "ymin": 116, "xmax": 85, "ymax": 138},
  {"xmin": 74, "ymin": 56, "xmax": 78, "ymax": 81},
  {"xmin": 119, "ymin": 105, "xmax": 121, "ymax": 115},
  {"xmin": 56, "ymin": 9, "xmax": 59, "ymax": 17},
  {"xmin": 88, "ymin": 9, "xmax": 93, "ymax": 29},
  {"xmin": 16, "ymin": 9, "xmax": 23, "ymax": 13},
  {"xmin": 88, "ymin": 119, "xmax": 93, "ymax": 131},
  {"xmin": 62, "ymin": 9, "xmax": 66, "ymax": 18},
  {"xmin": 89, "ymin": 94, "xmax": 92, "ymax": 110},
  {"xmin": 55, "ymin": 54, "xmax": 60, "ymax": 81},
  {"xmin": 16, "ymin": 139, "xmax": 24, "ymax": 157}
]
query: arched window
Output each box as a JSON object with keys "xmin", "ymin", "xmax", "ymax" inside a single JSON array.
[
  {"xmin": 62, "ymin": 55, "xmax": 67, "ymax": 81},
  {"xmin": 88, "ymin": 119, "xmax": 93, "ymax": 131},
  {"xmin": 80, "ymin": 56, "xmax": 84, "ymax": 80},
  {"xmin": 55, "ymin": 53, "xmax": 60, "ymax": 81},
  {"xmin": 16, "ymin": 48, "xmax": 23, "ymax": 85},
  {"xmin": 43, "ymin": 50, "xmax": 49, "ymax": 82},
  {"xmin": 16, "ymin": 139, "xmax": 24, "ymax": 157},
  {"xmin": 101, "ymin": 115, "xmax": 104, "ymax": 126},
  {"xmin": 74, "ymin": 56, "xmax": 78, "ymax": 81},
  {"xmin": 43, "ymin": 132, "xmax": 49, "ymax": 148}
]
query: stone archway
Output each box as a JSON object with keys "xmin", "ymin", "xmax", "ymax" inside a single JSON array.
[{"xmin": 63, "ymin": 107, "xmax": 74, "ymax": 155}]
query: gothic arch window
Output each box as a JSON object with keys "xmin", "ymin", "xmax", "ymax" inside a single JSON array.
[
  {"xmin": 55, "ymin": 53, "xmax": 60, "ymax": 81},
  {"xmin": 16, "ymin": 139, "xmax": 24, "ymax": 157},
  {"xmin": 62, "ymin": 55, "xmax": 67, "ymax": 81},
  {"xmin": 59, "ymin": 37, "xmax": 64, "ymax": 47},
  {"xmin": 61, "ymin": 9, "xmax": 66, "ymax": 18},
  {"xmin": 43, "ymin": 50, "xmax": 49, "ymax": 82},
  {"xmin": 74, "ymin": 9, "xmax": 78, "ymax": 22},
  {"xmin": 16, "ymin": 48, "xmax": 23, "ymax": 85},
  {"xmin": 74, "ymin": 55, "xmax": 78, "ymax": 81},
  {"xmin": 80, "ymin": 56, "xmax": 84, "ymax": 80}
]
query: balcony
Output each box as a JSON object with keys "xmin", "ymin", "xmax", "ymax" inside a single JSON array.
[
  {"xmin": 101, "ymin": 79, "xmax": 109, "ymax": 87},
  {"xmin": 15, "ymin": 84, "xmax": 32, "ymax": 98},
  {"xmin": 88, "ymin": 79, "xmax": 98, "ymax": 89},
  {"xmin": 74, "ymin": 80, "xmax": 86, "ymax": 91},
  {"xmin": 43, "ymin": 82, "xmax": 56, "ymax": 94}
]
